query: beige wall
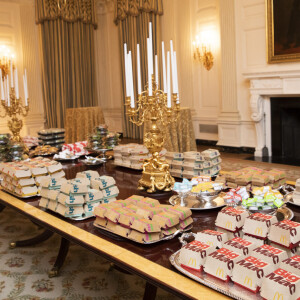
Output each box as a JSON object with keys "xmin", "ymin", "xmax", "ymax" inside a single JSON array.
[{"xmin": 0, "ymin": 0, "xmax": 44, "ymax": 136}]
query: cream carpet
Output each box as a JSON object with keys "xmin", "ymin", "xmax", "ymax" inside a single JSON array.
[{"xmin": 0, "ymin": 207, "xmax": 176, "ymax": 300}]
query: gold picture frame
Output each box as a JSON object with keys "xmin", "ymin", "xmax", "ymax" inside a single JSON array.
[{"xmin": 267, "ymin": 0, "xmax": 300, "ymax": 63}]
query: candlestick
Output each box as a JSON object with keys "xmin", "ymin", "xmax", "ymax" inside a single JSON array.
[
  {"xmin": 167, "ymin": 51, "xmax": 171, "ymax": 108},
  {"xmin": 128, "ymin": 51, "xmax": 135, "ymax": 108},
  {"xmin": 14, "ymin": 68, "xmax": 19, "ymax": 99},
  {"xmin": 137, "ymin": 44, "xmax": 142, "ymax": 95},
  {"xmin": 0, "ymin": 69, "xmax": 4, "ymax": 100},
  {"xmin": 6, "ymin": 75, "xmax": 10, "ymax": 106},
  {"xmin": 173, "ymin": 51, "xmax": 179, "ymax": 96},
  {"xmin": 155, "ymin": 55, "xmax": 158, "ymax": 86},
  {"xmin": 170, "ymin": 40, "xmax": 176, "ymax": 93},
  {"xmin": 10, "ymin": 60, "xmax": 14, "ymax": 88},
  {"xmin": 25, "ymin": 69, "xmax": 28, "ymax": 106},
  {"xmin": 123, "ymin": 44, "xmax": 130, "ymax": 97},
  {"xmin": 162, "ymin": 42, "xmax": 167, "ymax": 93},
  {"xmin": 147, "ymin": 38, "xmax": 152, "ymax": 96},
  {"xmin": 149, "ymin": 22, "xmax": 153, "ymax": 75}
]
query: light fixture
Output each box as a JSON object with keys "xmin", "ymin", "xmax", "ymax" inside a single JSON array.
[
  {"xmin": 192, "ymin": 30, "xmax": 215, "ymax": 71},
  {"xmin": 0, "ymin": 45, "xmax": 14, "ymax": 79}
]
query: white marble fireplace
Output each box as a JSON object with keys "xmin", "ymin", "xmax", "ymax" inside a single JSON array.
[{"xmin": 244, "ymin": 70, "xmax": 300, "ymax": 157}]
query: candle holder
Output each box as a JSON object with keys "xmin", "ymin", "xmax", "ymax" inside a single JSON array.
[
  {"xmin": 125, "ymin": 76, "xmax": 180, "ymax": 193},
  {"xmin": 0, "ymin": 87, "xmax": 29, "ymax": 142}
]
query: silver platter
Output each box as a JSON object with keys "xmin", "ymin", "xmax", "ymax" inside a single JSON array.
[
  {"xmin": 169, "ymin": 193, "xmax": 226, "ymax": 210},
  {"xmin": 284, "ymin": 193, "xmax": 300, "ymax": 207},
  {"xmin": 94, "ymin": 223, "xmax": 192, "ymax": 244},
  {"xmin": 53, "ymin": 156, "xmax": 79, "ymax": 162},
  {"xmin": 1, "ymin": 187, "xmax": 40, "ymax": 199},
  {"xmin": 169, "ymin": 250, "xmax": 262, "ymax": 300},
  {"xmin": 79, "ymin": 159, "xmax": 104, "ymax": 166}
]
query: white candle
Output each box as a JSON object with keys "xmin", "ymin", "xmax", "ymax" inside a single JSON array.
[
  {"xmin": 14, "ymin": 68, "xmax": 19, "ymax": 99},
  {"xmin": 162, "ymin": 41, "xmax": 167, "ymax": 93},
  {"xmin": 10, "ymin": 60, "xmax": 14, "ymax": 88},
  {"xmin": 24, "ymin": 69, "xmax": 28, "ymax": 106},
  {"xmin": 173, "ymin": 51, "xmax": 178, "ymax": 94},
  {"xmin": 6, "ymin": 75, "xmax": 10, "ymax": 106},
  {"xmin": 170, "ymin": 40, "xmax": 176, "ymax": 93},
  {"xmin": 123, "ymin": 43, "xmax": 130, "ymax": 97},
  {"xmin": 147, "ymin": 38, "xmax": 152, "ymax": 96},
  {"xmin": 167, "ymin": 51, "xmax": 171, "ymax": 108},
  {"xmin": 149, "ymin": 22, "xmax": 153, "ymax": 75},
  {"xmin": 0, "ymin": 69, "xmax": 4, "ymax": 100},
  {"xmin": 128, "ymin": 51, "xmax": 135, "ymax": 108},
  {"xmin": 155, "ymin": 55, "xmax": 158, "ymax": 87},
  {"xmin": 136, "ymin": 44, "xmax": 142, "ymax": 95},
  {"xmin": 23, "ymin": 75, "xmax": 27, "ymax": 104}
]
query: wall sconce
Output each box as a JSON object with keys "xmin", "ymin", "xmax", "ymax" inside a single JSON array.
[
  {"xmin": 0, "ymin": 45, "xmax": 14, "ymax": 79},
  {"xmin": 192, "ymin": 33, "xmax": 214, "ymax": 71}
]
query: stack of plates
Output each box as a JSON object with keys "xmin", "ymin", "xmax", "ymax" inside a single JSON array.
[{"xmin": 38, "ymin": 129, "xmax": 65, "ymax": 149}]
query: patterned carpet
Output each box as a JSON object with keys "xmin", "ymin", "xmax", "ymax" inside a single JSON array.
[{"xmin": 0, "ymin": 207, "xmax": 176, "ymax": 300}]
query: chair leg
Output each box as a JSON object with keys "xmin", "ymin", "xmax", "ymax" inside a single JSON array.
[
  {"xmin": 9, "ymin": 229, "xmax": 53, "ymax": 249},
  {"xmin": 48, "ymin": 237, "xmax": 70, "ymax": 278},
  {"xmin": 143, "ymin": 282, "xmax": 157, "ymax": 300},
  {"xmin": 0, "ymin": 203, "xmax": 5, "ymax": 213}
]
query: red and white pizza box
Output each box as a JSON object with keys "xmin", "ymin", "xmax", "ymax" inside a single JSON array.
[
  {"xmin": 269, "ymin": 220, "xmax": 300, "ymax": 249},
  {"xmin": 178, "ymin": 240, "xmax": 215, "ymax": 271},
  {"xmin": 195, "ymin": 229, "xmax": 228, "ymax": 249},
  {"xmin": 232, "ymin": 256, "xmax": 275, "ymax": 293},
  {"xmin": 251, "ymin": 244, "xmax": 288, "ymax": 267},
  {"xmin": 243, "ymin": 213, "xmax": 277, "ymax": 238},
  {"xmin": 260, "ymin": 268, "xmax": 300, "ymax": 300},
  {"xmin": 280, "ymin": 255, "xmax": 300, "ymax": 276},
  {"xmin": 224, "ymin": 237, "xmax": 257, "ymax": 257},
  {"xmin": 204, "ymin": 248, "xmax": 242, "ymax": 282}
]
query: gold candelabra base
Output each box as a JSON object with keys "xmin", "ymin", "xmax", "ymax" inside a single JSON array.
[
  {"xmin": 0, "ymin": 88, "xmax": 29, "ymax": 143},
  {"xmin": 125, "ymin": 89, "xmax": 179, "ymax": 193}
]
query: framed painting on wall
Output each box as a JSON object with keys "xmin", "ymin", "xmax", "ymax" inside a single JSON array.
[{"xmin": 267, "ymin": 0, "xmax": 300, "ymax": 63}]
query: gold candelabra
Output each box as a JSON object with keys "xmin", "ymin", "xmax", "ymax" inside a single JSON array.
[
  {"xmin": 125, "ymin": 76, "xmax": 180, "ymax": 193},
  {"xmin": 0, "ymin": 87, "xmax": 29, "ymax": 142},
  {"xmin": 193, "ymin": 45, "xmax": 214, "ymax": 71}
]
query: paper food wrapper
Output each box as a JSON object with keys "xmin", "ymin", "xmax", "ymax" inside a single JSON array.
[
  {"xmin": 204, "ymin": 248, "xmax": 241, "ymax": 281},
  {"xmin": 179, "ymin": 240, "xmax": 215, "ymax": 271},
  {"xmin": 85, "ymin": 189, "xmax": 103, "ymax": 202},
  {"xmin": 39, "ymin": 197, "xmax": 49, "ymax": 209},
  {"xmin": 128, "ymin": 230, "xmax": 160, "ymax": 243},
  {"xmin": 260, "ymin": 268, "xmax": 300, "ymax": 300},
  {"xmin": 58, "ymin": 193, "xmax": 85, "ymax": 206},
  {"xmin": 195, "ymin": 229, "xmax": 228, "ymax": 249},
  {"xmin": 152, "ymin": 212, "xmax": 180, "ymax": 229},
  {"xmin": 251, "ymin": 244, "xmax": 289, "ymax": 266},
  {"xmin": 232, "ymin": 256, "xmax": 275, "ymax": 292},
  {"xmin": 131, "ymin": 218, "xmax": 161, "ymax": 233},
  {"xmin": 243, "ymin": 213, "xmax": 277, "ymax": 238},
  {"xmin": 224, "ymin": 237, "xmax": 257, "ymax": 257},
  {"xmin": 76, "ymin": 170, "xmax": 100, "ymax": 181}
]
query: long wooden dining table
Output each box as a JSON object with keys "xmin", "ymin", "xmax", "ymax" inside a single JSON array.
[{"xmin": 0, "ymin": 159, "xmax": 300, "ymax": 299}]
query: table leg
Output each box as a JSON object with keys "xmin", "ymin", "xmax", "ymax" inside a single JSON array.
[
  {"xmin": 0, "ymin": 203, "xmax": 5, "ymax": 213},
  {"xmin": 143, "ymin": 282, "xmax": 157, "ymax": 300},
  {"xmin": 48, "ymin": 237, "xmax": 70, "ymax": 278},
  {"xmin": 9, "ymin": 229, "xmax": 53, "ymax": 249}
]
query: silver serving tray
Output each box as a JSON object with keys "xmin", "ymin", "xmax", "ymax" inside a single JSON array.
[
  {"xmin": 53, "ymin": 156, "xmax": 79, "ymax": 162},
  {"xmin": 1, "ymin": 186, "xmax": 40, "ymax": 199},
  {"xmin": 169, "ymin": 250, "xmax": 262, "ymax": 300},
  {"xmin": 284, "ymin": 193, "xmax": 300, "ymax": 207},
  {"xmin": 94, "ymin": 223, "xmax": 192, "ymax": 244},
  {"xmin": 79, "ymin": 159, "xmax": 105, "ymax": 166},
  {"xmin": 169, "ymin": 193, "xmax": 226, "ymax": 210}
]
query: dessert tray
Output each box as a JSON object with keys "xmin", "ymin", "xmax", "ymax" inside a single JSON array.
[
  {"xmin": 169, "ymin": 192, "xmax": 226, "ymax": 210},
  {"xmin": 94, "ymin": 223, "xmax": 192, "ymax": 245},
  {"xmin": 169, "ymin": 250, "xmax": 262, "ymax": 300}
]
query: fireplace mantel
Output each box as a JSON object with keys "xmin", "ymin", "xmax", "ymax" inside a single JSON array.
[{"xmin": 243, "ymin": 70, "xmax": 300, "ymax": 157}]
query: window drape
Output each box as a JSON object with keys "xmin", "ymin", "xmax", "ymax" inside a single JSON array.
[
  {"xmin": 36, "ymin": 0, "xmax": 98, "ymax": 128},
  {"xmin": 115, "ymin": 0, "xmax": 163, "ymax": 139}
]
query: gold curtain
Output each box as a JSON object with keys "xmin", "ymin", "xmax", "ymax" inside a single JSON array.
[
  {"xmin": 115, "ymin": 0, "xmax": 163, "ymax": 139},
  {"xmin": 36, "ymin": 0, "xmax": 98, "ymax": 128}
]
